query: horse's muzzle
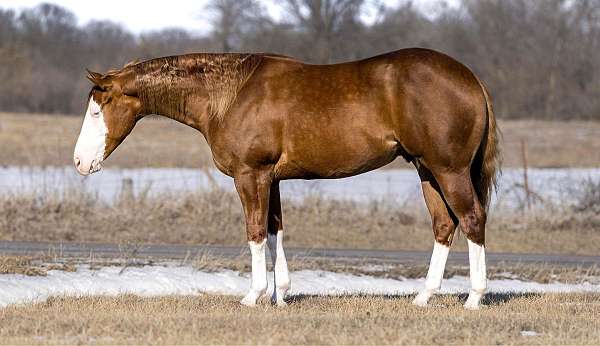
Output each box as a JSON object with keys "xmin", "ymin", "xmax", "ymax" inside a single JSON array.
[{"xmin": 74, "ymin": 155, "xmax": 101, "ymax": 176}]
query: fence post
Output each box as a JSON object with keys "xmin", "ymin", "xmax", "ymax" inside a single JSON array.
[
  {"xmin": 521, "ymin": 138, "xmax": 531, "ymax": 212},
  {"xmin": 119, "ymin": 178, "xmax": 134, "ymax": 203}
]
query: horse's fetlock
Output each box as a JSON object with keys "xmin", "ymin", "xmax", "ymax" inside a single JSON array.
[
  {"xmin": 472, "ymin": 286, "xmax": 486, "ymax": 294},
  {"xmin": 255, "ymin": 281, "xmax": 268, "ymax": 294},
  {"xmin": 276, "ymin": 277, "xmax": 290, "ymax": 290}
]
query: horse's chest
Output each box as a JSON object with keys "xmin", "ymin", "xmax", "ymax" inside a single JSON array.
[{"xmin": 208, "ymin": 140, "xmax": 239, "ymax": 177}]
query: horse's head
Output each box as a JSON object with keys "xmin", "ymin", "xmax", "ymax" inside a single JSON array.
[{"xmin": 74, "ymin": 69, "xmax": 142, "ymax": 175}]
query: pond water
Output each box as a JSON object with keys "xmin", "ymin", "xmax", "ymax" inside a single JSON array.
[{"xmin": 0, "ymin": 166, "xmax": 597, "ymax": 210}]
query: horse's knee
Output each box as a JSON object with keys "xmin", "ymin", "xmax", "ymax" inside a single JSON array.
[{"xmin": 433, "ymin": 219, "xmax": 456, "ymax": 246}]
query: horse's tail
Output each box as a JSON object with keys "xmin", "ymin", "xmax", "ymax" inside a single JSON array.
[{"xmin": 471, "ymin": 76, "xmax": 502, "ymax": 210}]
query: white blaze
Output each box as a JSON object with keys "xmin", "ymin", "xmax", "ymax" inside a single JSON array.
[{"xmin": 74, "ymin": 98, "xmax": 107, "ymax": 175}]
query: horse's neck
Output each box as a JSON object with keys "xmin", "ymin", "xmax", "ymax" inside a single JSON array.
[
  {"xmin": 136, "ymin": 75, "xmax": 207, "ymax": 133},
  {"xmin": 155, "ymin": 99, "xmax": 206, "ymax": 131},
  {"xmin": 135, "ymin": 53, "xmax": 263, "ymax": 140}
]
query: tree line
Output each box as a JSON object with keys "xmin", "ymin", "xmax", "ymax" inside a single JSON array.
[{"xmin": 0, "ymin": 0, "xmax": 599, "ymax": 120}]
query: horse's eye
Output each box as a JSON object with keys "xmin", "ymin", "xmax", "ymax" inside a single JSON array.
[{"xmin": 91, "ymin": 110, "xmax": 100, "ymax": 117}]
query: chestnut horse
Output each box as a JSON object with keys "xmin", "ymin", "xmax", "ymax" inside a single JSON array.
[{"xmin": 74, "ymin": 48, "xmax": 500, "ymax": 309}]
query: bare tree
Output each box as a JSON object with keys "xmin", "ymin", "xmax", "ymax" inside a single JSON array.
[
  {"xmin": 138, "ymin": 28, "xmax": 212, "ymax": 58},
  {"xmin": 1, "ymin": 1, "xmax": 600, "ymax": 120},
  {"xmin": 282, "ymin": 0, "xmax": 366, "ymax": 63},
  {"xmin": 205, "ymin": 0, "xmax": 266, "ymax": 52}
]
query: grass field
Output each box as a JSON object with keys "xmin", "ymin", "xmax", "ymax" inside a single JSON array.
[
  {"xmin": 1, "ymin": 112, "xmax": 600, "ymax": 168},
  {"xmin": 0, "ymin": 293, "xmax": 599, "ymax": 345}
]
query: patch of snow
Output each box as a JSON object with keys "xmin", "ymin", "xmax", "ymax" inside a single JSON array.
[
  {"xmin": 520, "ymin": 330, "xmax": 542, "ymax": 337},
  {"xmin": 356, "ymin": 264, "xmax": 396, "ymax": 272},
  {"xmin": 1, "ymin": 266, "xmax": 600, "ymax": 308},
  {"xmin": 493, "ymin": 272, "xmax": 522, "ymax": 280}
]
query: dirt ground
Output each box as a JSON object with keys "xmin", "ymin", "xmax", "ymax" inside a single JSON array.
[
  {"xmin": 0, "ymin": 293, "xmax": 599, "ymax": 345},
  {"xmin": 1, "ymin": 112, "xmax": 599, "ymax": 168}
]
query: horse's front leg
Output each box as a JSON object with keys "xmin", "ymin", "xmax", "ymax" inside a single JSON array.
[{"xmin": 234, "ymin": 168, "xmax": 273, "ymax": 306}]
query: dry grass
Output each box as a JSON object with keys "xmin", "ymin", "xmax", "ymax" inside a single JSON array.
[
  {"xmin": 1, "ymin": 112, "xmax": 599, "ymax": 168},
  {"xmin": 0, "ymin": 257, "xmax": 46, "ymax": 276},
  {"xmin": 0, "ymin": 187, "xmax": 598, "ymax": 256},
  {"xmin": 0, "ymin": 293, "xmax": 599, "ymax": 345},
  {"xmin": 500, "ymin": 119, "xmax": 600, "ymax": 168},
  {"xmin": 0, "ymin": 256, "xmax": 75, "ymax": 276}
]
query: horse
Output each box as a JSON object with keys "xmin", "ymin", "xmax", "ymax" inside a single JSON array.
[{"xmin": 74, "ymin": 48, "xmax": 501, "ymax": 309}]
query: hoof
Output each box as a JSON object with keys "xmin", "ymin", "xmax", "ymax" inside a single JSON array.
[
  {"xmin": 240, "ymin": 290, "xmax": 265, "ymax": 306},
  {"xmin": 271, "ymin": 288, "xmax": 289, "ymax": 307},
  {"xmin": 412, "ymin": 290, "xmax": 433, "ymax": 307},
  {"xmin": 463, "ymin": 302, "xmax": 480, "ymax": 310},
  {"xmin": 272, "ymin": 298, "xmax": 288, "ymax": 307},
  {"xmin": 464, "ymin": 290, "xmax": 484, "ymax": 310},
  {"xmin": 270, "ymin": 295, "xmax": 287, "ymax": 307},
  {"xmin": 240, "ymin": 296, "xmax": 257, "ymax": 307}
]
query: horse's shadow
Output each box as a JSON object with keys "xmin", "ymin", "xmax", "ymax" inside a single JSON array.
[
  {"xmin": 480, "ymin": 292, "xmax": 541, "ymax": 305},
  {"xmin": 286, "ymin": 292, "xmax": 541, "ymax": 306}
]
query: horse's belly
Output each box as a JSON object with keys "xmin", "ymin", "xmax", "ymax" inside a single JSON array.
[{"xmin": 275, "ymin": 133, "xmax": 398, "ymax": 179}]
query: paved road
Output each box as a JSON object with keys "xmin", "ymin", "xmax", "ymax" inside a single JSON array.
[{"xmin": 1, "ymin": 240, "xmax": 599, "ymax": 267}]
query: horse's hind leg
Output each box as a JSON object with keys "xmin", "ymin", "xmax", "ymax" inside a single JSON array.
[
  {"xmin": 266, "ymin": 182, "xmax": 290, "ymax": 306},
  {"xmin": 432, "ymin": 169, "xmax": 487, "ymax": 310},
  {"xmin": 413, "ymin": 165, "xmax": 458, "ymax": 307}
]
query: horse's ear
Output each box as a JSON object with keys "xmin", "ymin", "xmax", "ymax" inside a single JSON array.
[{"xmin": 86, "ymin": 69, "xmax": 110, "ymax": 88}]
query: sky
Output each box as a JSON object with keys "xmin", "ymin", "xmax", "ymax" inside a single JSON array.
[{"xmin": 1, "ymin": 0, "xmax": 459, "ymax": 35}]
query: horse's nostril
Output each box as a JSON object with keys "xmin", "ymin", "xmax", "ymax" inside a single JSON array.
[{"xmin": 74, "ymin": 156, "xmax": 81, "ymax": 168}]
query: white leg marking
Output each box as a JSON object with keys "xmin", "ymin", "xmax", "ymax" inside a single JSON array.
[
  {"xmin": 464, "ymin": 239, "xmax": 486, "ymax": 310},
  {"xmin": 413, "ymin": 242, "xmax": 450, "ymax": 307},
  {"xmin": 267, "ymin": 230, "xmax": 290, "ymax": 307},
  {"xmin": 240, "ymin": 239, "xmax": 268, "ymax": 306}
]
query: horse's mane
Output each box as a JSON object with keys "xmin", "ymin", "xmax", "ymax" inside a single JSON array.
[{"xmin": 108, "ymin": 53, "xmax": 265, "ymax": 121}]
